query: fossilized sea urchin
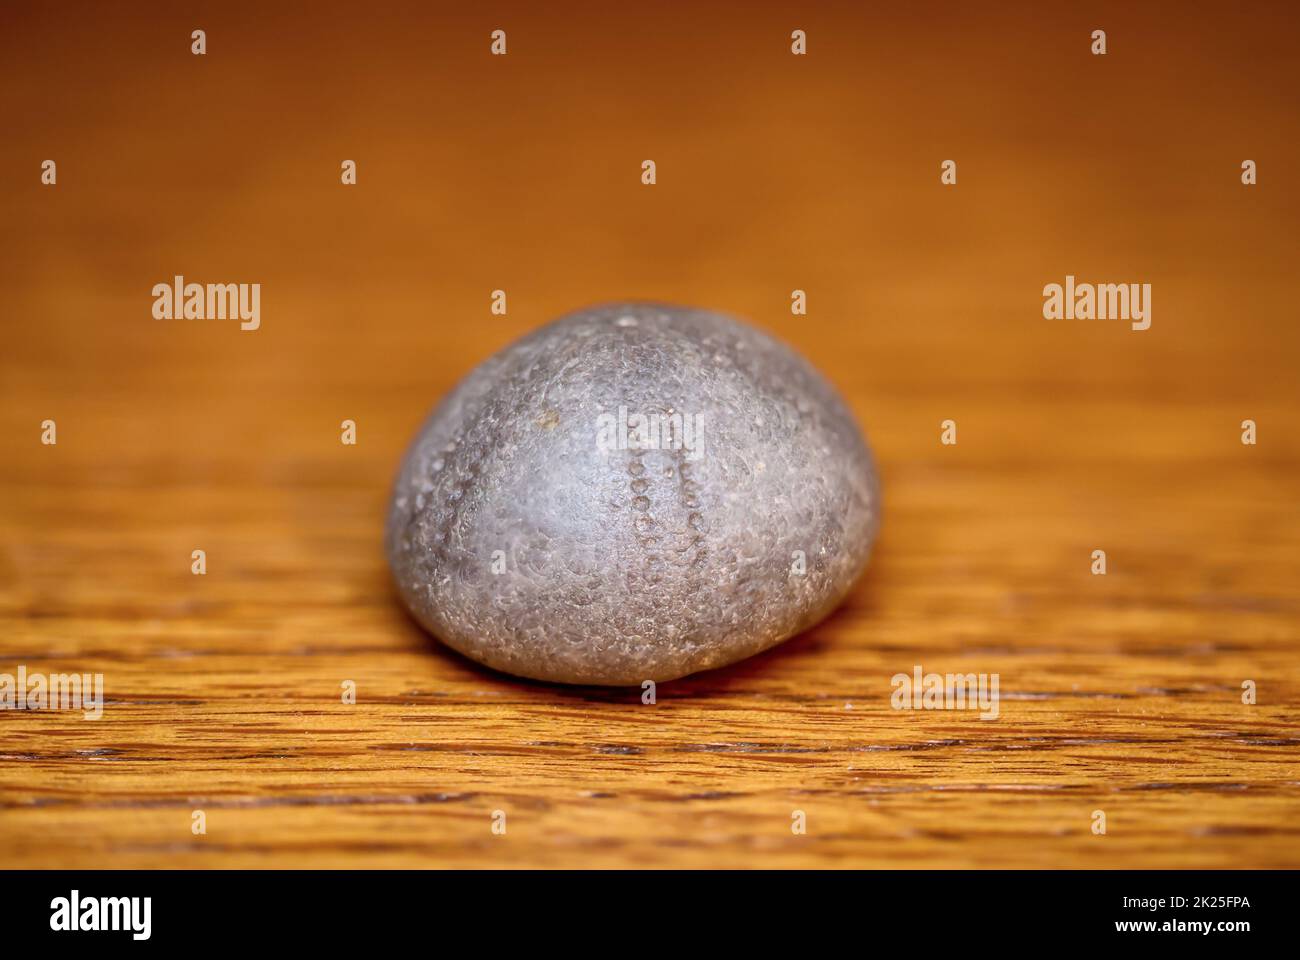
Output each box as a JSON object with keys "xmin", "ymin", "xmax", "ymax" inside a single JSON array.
[{"xmin": 386, "ymin": 303, "xmax": 879, "ymax": 685}]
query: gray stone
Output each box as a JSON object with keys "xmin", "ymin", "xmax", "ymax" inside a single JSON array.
[{"xmin": 386, "ymin": 303, "xmax": 879, "ymax": 685}]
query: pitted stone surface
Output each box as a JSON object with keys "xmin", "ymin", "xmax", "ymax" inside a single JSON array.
[{"xmin": 386, "ymin": 303, "xmax": 880, "ymax": 684}]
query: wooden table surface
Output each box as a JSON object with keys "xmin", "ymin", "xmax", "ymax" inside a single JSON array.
[{"xmin": 2, "ymin": 1, "xmax": 1298, "ymax": 868}]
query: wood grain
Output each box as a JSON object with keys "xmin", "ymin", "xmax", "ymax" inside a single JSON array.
[{"xmin": 1, "ymin": 0, "xmax": 1298, "ymax": 868}]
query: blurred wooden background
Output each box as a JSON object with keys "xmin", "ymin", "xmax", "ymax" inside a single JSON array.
[{"xmin": 1, "ymin": 1, "xmax": 1297, "ymax": 867}]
